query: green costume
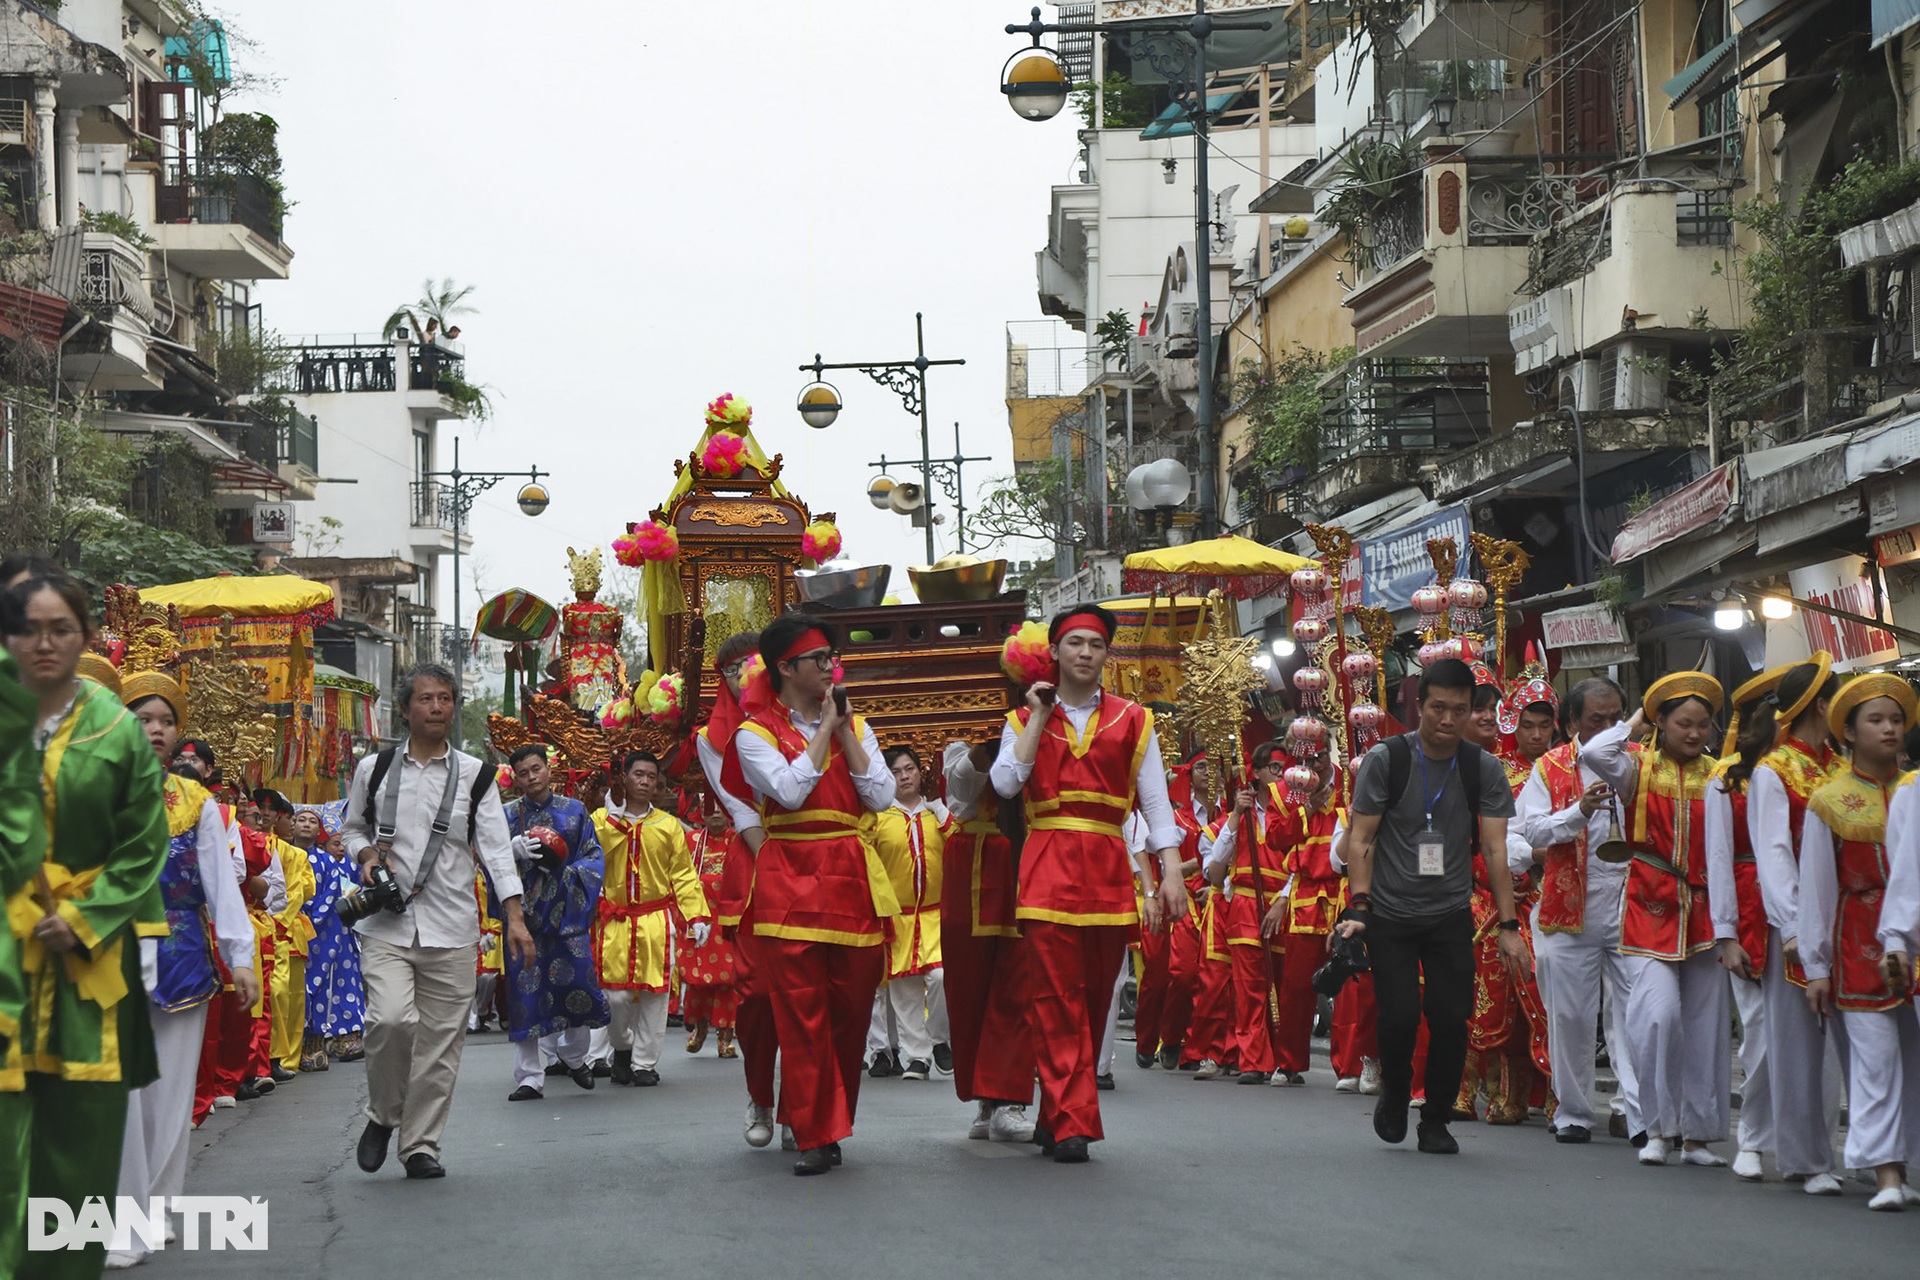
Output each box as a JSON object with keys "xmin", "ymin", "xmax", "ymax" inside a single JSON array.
[
  {"xmin": 0, "ymin": 654, "xmax": 48, "ymax": 1277},
  {"xmin": 2, "ymin": 673, "xmax": 167, "ymax": 1280}
]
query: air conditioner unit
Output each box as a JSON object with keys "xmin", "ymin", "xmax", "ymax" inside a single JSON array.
[
  {"xmin": 1607, "ymin": 339, "xmax": 1670, "ymax": 412},
  {"xmin": 1563, "ymin": 358, "xmax": 1603, "ymax": 413},
  {"xmin": 1161, "ymin": 302, "xmax": 1198, "ymax": 358}
]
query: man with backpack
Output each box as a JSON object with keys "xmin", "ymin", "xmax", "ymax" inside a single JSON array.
[
  {"xmin": 342, "ymin": 663, "xmax": 534, "ymax": 1179},
  {"xmin": 1337, "ymin": 658, "xmax": 1526, "ymax": 1155}
]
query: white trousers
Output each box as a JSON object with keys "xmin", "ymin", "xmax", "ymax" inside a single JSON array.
[
  {"xmin": 1531, "ymin": 913, "xmax": 1642, "ymax": 1133},
  {"xmin": 1762, "ymin": 926, "xmax": 1849, "ymax": 1175},
  {"xmin": 516, "ymin": 1026, "xmax": 588, "ymax": 1088},
  {"xmin": 470, "ymin": 973, "xmax": 497, "ymax": 1030},
  {"xmin": 1841, "ymin": 1004, "xmax": 1920, "ymax": 1171},
  {"xmin": 1731, "ymin": 973, "xmax": 1771, "ymax": 1154},
  {"xmin": 112, "ymin": 1002, "xmax": 210, "ymax": 1260},
  {"xmin": 866, "ymin": 971, "xmax": 949, "ymax": 1063},
  {"xmin": 1095, "ymin": 952, "xmax": 1129, "ymax": 1076},
  {"xmin": 606, "ymin": 988, "xmax": 670, "ymax": 1068},
  {"xmin": 1623, "ymin": 951, "xmax": 1730, "ymax": 1142}
]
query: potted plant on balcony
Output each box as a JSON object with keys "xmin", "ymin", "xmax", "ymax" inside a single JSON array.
[
  {"xmin": 1426, "ymin": 60, "xmax": 1515, "ymax": 154},
  {"xmin": 1321, "ymin": 138, "xmax": 1421, "ymax": 273}
]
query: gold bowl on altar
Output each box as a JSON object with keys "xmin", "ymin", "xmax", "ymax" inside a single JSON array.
[
  {"xmin": 909, "ymin": 555, "xmax": 1008, "ymax": 604},
  {"xmin": 794, "ymin": 562, "xmax": 891, "ymax": 609}
]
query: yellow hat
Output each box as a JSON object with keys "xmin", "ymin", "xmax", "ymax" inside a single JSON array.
[
  {"xmin": 1643, "ymin": 671, "xmax": 1724, "ymax": 721},
  {"xmin": 1827, "ymin": 673, "xmax": 1919, "ymax": 743},
  {"xmin": 120, "ymin": 671, "xmax": 187, "ymax": 723},
  {"xmin": 1724, "ymin": 663, "xmax": 1791, "ymax": 757},
  {"xmin": 76, "ymin": 652, "xmax": 120, "ymax": 694},
  {"xmin": 1774, "ymin": 651, "xmax": 1834, "ymax": 743}
]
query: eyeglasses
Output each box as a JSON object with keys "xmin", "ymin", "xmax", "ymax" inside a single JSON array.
[
  {"xmin": 789, "ymin": 649, "xmax": 837, "ymax": 673},
  {"xmin": 17, "ymin": 625, "xmax": 83, "ymax": 646},
  {"xmin": 1254, "ymin": 761, "xmax": 1283, "ymax": 773},
  {"xmin": 719, "ymin": 660, "xmax": 746, "ymax": 680}
]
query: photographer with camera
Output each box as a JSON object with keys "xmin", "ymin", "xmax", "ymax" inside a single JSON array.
[
  {"xmin": 342, "ymin": 664, "xmax": 534, "ymax": 1180},
  {"xmin": 1337, "ymin": 658, "xmax": 1524, "ymax": 1155}
]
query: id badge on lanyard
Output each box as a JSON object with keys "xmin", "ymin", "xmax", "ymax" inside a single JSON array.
[{"xmin": 1417, "ymin": 749, "xmax": 1456, "ymax": 878}]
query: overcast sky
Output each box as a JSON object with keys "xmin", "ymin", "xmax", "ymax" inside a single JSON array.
[{"xmin": 236, "ymin": 0, "xmax": 1074, "ymax": 627}]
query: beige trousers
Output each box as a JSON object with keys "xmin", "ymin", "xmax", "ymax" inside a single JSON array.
[{"xmin": 361, "ymin": 937, "xmax": 474, "ymax": 1162}]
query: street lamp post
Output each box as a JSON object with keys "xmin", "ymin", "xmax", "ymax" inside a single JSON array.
[
  {"xmin": 420, "ymin": 435, "xmax": 550, "ymax": 745},
  {"xmin": 796, "ymin": 312, "xmax": 965, "ymax": 563},
  {"xmin": 1001, "ymin": 2, "xmax": 1271, "ymax": 541},
  {"xmin": 867, "ymin": 423, "xmax": 994, "ymax": 555}
]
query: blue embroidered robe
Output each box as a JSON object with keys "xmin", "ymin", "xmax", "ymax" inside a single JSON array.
[{"xmin": 498, "ymin": 792, "xmax": 609, "ymax": 1040}]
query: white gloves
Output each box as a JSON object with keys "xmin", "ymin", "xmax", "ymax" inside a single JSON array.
[
  {"xmin": 510, "ymin": 834, "xmax": 540, "ymax": 863},
  {"xmin": 139, "ymin": 936, "xmax": 160, "ymax": 992},
  {"xmin": 689, "ymin": 921, "xmax": 711, "ymax": 948}
]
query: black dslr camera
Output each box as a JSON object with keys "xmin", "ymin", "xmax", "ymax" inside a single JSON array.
[
  {"xmin": 1311, "ymin": 929, "xmax": 1371, "ymax": 998},
  {"xmin": 336, "ymin": 859, "xmax": 406, "ymax": 925}
]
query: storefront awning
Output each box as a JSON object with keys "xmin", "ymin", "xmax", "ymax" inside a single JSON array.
[
  {"xmin": 1664, "ymin": 0, "xmax": 1837, "ymax": 107},
  {"xmin": 1873, "ymin": 0, "xmax": 1920, "ymax": 47}
]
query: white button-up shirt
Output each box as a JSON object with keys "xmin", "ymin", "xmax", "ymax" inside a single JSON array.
[
  {"xmin": 733, "ymin": 704, "xmax": 896, "ymax": 814},
  {"xmin": 696, "ymin": 732, "xmax": 763, "ymax": 834},
  {"xmin": 1513, "ymin": 733, "xmax": 1627, "ymax": 937},
  {"xmin": 1747, "ymin": 762, "xmax": 1806, "ymax": 937},
  {"xmin": 1877, "ymin": 780, "xmax": 1920, "ymax": 958},
  {"xmin": 342, "ymin": 745, "xmax": 523, "ymax": 950},
  {"xmin": 194, "ymin": 799, "xmax": 254, "ymax": 971},
  {"xmin": 989, "ymin": 688, "xmax": 1182, "ymax": 852},
  {"xmin": 944, "ymin": 742, "xmax": 987, "ymax": 823}
]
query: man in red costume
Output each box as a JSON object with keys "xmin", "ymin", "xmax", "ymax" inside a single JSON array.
[
  {"xmin": 1266, "ymin": 752, "xmax": 1347, "ymax": 1085},
  {"xmin": 733, "ymin": 614, "xmax": 897, "ymax": 1176},
  {"xmin": 1202, "ymin": 743, "xmax": 1291, "ymax": 1085},
  {"xmin": 694, "ymin": 631, "xmax": 783, "ymax": 1150},
  {"xmin": 991, "ymin": 606, "xmax": 1187, "ymax": 1162},
  {"xmin": 1133, "ymin": 753, "xmax": 1214, "ymax": 1070}
]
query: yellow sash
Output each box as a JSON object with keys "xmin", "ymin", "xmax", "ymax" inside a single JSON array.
[{"xmin": 7, "ymin": 864, "xmax": 128, "ymax": 1010}]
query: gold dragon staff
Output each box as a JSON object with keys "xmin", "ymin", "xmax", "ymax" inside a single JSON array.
[{"xmin": 1468, "ymin": 532, "xmax": 1530, "ymax": 682}]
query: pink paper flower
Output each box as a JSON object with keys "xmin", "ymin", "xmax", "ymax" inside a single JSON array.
[
  {"xmin": 629, "ymin": 520, "xmax": 679, "ymax": 562},
  {"xmin": 701, "ymin": 431, "xmax": 750, "ymax": 478},
  {"xmin": 802, "ymin": 521, "xmax": 843, "ymax": 564}
]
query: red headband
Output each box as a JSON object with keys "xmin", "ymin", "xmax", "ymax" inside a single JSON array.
[
  {"xmin": 1056, "ymin": 612, "xmax": 1110, "ymax": 642},
  {"xmin": 778, "ymin": 628, "xmax": 831, "ymax": 665}
]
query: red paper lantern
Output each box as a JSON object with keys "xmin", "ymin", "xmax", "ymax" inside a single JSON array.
[
  {"xmin": 1292, "ymin": 666, "xmax": 1328, "ymax": 697},
  {"xmin": 1341, "ymin": 651, "xmax": 1378, "ymax": 683},
  {"xmin": 1411, "ymin": 585, "xmax": 1449, "ymax": 616},
  {"xmin": 1289, "ymin": 567, "xmax": 1330, "ymax": 599},
  {"xmin": 1287, "ymin": 715, "xmax": 1329, "ymax": 751},
  {"xmin": 1292, "ymin": 616, "xmax": 1328, "ymax": 648},
  {"xmin": 1349, "ymin": 701, "xmax": 1385, "ymax": 732},
  {"xmin": 1448, "ymin": 578, "xmax": 1488, "ymax": 611}
]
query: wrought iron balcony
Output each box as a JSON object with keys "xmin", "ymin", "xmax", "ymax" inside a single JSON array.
[
  {"xmin": 409, "ymin": 481, "xmax": 459, "ymax": 532},
  {"xmin": 234, "ymin": 405, "xmax": 320, "ymax": 474},
  {"xmin": 156, "ymin": 163, "xmax": 282, "ymax": 247}
]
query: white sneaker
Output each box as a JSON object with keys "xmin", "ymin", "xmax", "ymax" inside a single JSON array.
[
  {"xmin": 103, "ymin": 1251, "xmax": 143, "ymax": 1270},
  {"xmin": 1638, "ymin": 1137, "xmax": 1671, "ymax": 1166},
  {"xmin": 1359, "ymin": 1058, "xmax": 1382, "ymax": 1096},
  {"xmin": 968, "ymin": 1100, "xmax": 993, "ymax": 1140},
  {"xmin": 1681, "ymin": 1146, "xmax": 1727, "ymax": 1168},
  {"xmin": 1804, "ymin": 1172, "xmax": 1845, "ymax": 1196},
  {"xmin": 1270, "ymin": 1071, "xmax": 1304, "ymax": 1087},
  {"xmin": 779, "ymin": 1125, "xmax": 797, "ymax": 1152},
  {"xmin": 989, "ymin": 1104, "xmax": 1036, "ymax": 1143},
  {"xmin": 1731, "ymin": 1150, "xmax": 1764, "ymax": 1181},
  {"xmin": 212, "ymin": 1096, "xmax": 236, "ymax": 1110},
  {"xmin": 1192, "ymin": 1058, "xmax": 1222, "ymax": 1081},
  {"xmin": 1869, "ymin": 1187, "xmax": 1907, "ymax": 1212},
  {"xmin": 744, "ymin": 1103, "xmax": 774, "ymax": 1149},
  {"xmin": 1335, "ymin": 1076, "xmax": 1360, "ymax": 1093}
]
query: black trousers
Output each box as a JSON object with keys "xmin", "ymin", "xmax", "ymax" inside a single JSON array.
[{"xmin": 1367, "ymin": 907, "xmax": 1475, "ymax": 1124}]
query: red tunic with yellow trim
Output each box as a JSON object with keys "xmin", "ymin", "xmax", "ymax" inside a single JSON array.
[
  {"xmin": 1276, "ymin": 800, "xmax": 1347, "ymax": 935},
  {"xmin": 1536, "ymin": 739, "xmax": 1639, "ymax": 934},
  {"xmin": 1469, "ymin": 755, "xmax": 1551, "ymax": 1075},
  {"xmin": 1007, "ymin": 696, "xmax": 1152, "ymax": 927},
  {"xmin": 680, "ymin": 826, "xmax": 737, "ymax": 989},
  {"xmin": 742, "ymin": 709, "xmax": 897, "ymax": 946},
  {"xmin": 944, "ymin": 788, "xmax": 1019, "ymax": 940},
  {"xmin": 1226, "ymin": 787, "xmax": 1290, "ymax": 951},
  {"xmin": 868, "ymin": 804, "xmax": 945, "ymax": 977},
  {"xmin": 1757, "ymin": 736, "xmax": 1835, "ymax": 985},
  {"xmin": 1806, "ymin": 768, "xmax": 1915, "ymax": 1012},
  {"xmin": 1618, "ymin": 750, "xmax": 1717, "ymax": 961}
]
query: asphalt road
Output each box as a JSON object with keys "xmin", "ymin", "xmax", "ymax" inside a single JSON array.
[{"xmin": 144, "ymin": 1028, "xmax": 1912, "ymax": 1279}]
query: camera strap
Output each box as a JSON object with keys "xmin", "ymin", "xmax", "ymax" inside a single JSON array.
[{"xmin": 373, "ymin": 738, "xmax": 465, "ymax": 902}]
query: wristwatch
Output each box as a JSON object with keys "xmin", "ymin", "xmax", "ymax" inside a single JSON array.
[{"xmin": 1498, "ymin": 918, "xmax": 1521, "ymax": 932}]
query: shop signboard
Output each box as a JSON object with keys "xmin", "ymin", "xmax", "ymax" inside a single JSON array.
[
  {"xmin": 1787, "ymin": 554, "xmax": 1900, "ymax": 672},
  {"xmin": 1351, "ymin": 504, "xmax": 1471, "ymax": 613}
]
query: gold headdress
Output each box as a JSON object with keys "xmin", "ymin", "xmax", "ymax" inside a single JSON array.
[
  {"xmin": 1774, "ymin": 650, "xmax": 1834, "ymax": 744},
  {"xmin": 106, "ymin": 584, "xmax": 188, "ymax": 720},
  {"xmin": 567, "ymin": 546, "xmax": 604, "ymax": 599},
  {"xmin": 1643, "ymin": 671, "xmax": 1724, "ymax": 721},
  {"xmin": 1828, "ymin": 673, "xmax": 1920, "ymax": 743},
  {"xmin": 1724, "ymin": 663, "xmax": 1791, "ymax": 758},
  {"xmin": 75, "ymin": 652, "xmax": 120, "ymax": 693}
]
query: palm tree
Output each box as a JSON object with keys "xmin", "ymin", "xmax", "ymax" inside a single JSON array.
[{"xmin": 383, "ymin": 277, "xmax": 480, "ymax": 339}]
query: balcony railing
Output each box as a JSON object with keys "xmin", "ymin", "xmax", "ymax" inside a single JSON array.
[
  {"xmin": 76, "ymin": 239, "xmax": 156, "ymax": 324},
  {"xmin": 1465, "ymin": 157, "xmax": 1613, "ymax": 246},
  {"xmin": 289, "ymin": 341, "xmax": 467, "ymax": 396},
  {"xmin": 409, "ymin": 481, "xmax": 459, "ymax": 532},
  {"xmin": 407, "ymin": 620, "xmax": 465, "ymax": 669},
  {"xmin": 155, "ymin": 164, "xmax": 282, "ymax": 246},
  {"xmin": 1320, "ymin": 358, "xmax": 1490, "ymax": 464},
  {"xmin": 234, "ymin": 407, "xmax": 319, "ymax": 474}
]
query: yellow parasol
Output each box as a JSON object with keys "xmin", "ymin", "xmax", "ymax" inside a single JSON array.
[
  {"xmin": 1122, "ymin": 534, "xmax": 1316, "ymax": 600},
  {"xmin": 138, "ymin": 575, "xmax": 335, "ymax": 623}
]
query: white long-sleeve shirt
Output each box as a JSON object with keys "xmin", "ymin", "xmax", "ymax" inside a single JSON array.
[
  {"xmin": 1877, "ymin": 781, "xmax": 1920, "ymax": 957},
  {"xmin": 1704, "ymin": 780, "xmax": 1742, "ymax": 945},
  {"xmin": 1527, "ymin": 725, "xmax": 1634, "ymax": 938},
  {"xmin": 1747, "ymin": 764, "xmax": 1805, "ymax": 936},
  {"xmin": 733, "ymin": 704, "xmax": 895, "ymax": 815},
  {"xmin": 696, "ymin": 732, "xmax": 762, "ymax": 834},
  {"xmin": 944, "ymin": 742, "xmax": 986, "ymax": 823},
  {"xmin": 1796, "ymin": 808, "xmax": 1841, "ymax": 982},
  {"xmin": 261, "ymin": 851, "xmax": 287, "ymax": 915},
  {"xmin": 197, "ymin": 800, "xmax": 254, "ymax": 971},
  {"xmin": 989, "ymin": 689, "xmax": 1181, "ymax": 852}
]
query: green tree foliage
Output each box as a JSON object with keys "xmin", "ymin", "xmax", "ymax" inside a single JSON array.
[
  {"xmin": 384, "ymin": 278, "xmax": 480, "ymax": 340},
  {"xmin": 971, "ymin": 458, "xmax": 1086, "ymax": 549},
  {"xmin": 1231, "ymin": 345, "xmax": 1349, "ymax": 478}
]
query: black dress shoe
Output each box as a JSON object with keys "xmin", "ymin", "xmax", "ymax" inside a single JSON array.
[
  {"xmin": 1608, "ymin": 1112, "xmax": 1628, "ymax": 1139},
  {"xmin": 1630, "ymin": 1130, "xmax": 1649, "ymax": 1149},
  {"xmin": 1417, "ymin": 1122, "xmax": 1460, "ymax": 1155},
  {"xmin": 933, "ymin": 1043, "xmax": 954, "ymax": 1074},
  {"xmin": 544, "ymin": 1061, "xmax": 569, "ymax": 1078},
  {"xmin": 632, "ymin": 1067, "xmax": 660, "ymax": 1086},
  {"xmin": 403, "ymin": 1153, "xmax": 445, "ymax": 1179},
  {"xmin": 667, "ymin": 1013, "xmax": 685, "ymax": 1029},
  {"xmin": 1135, "ymin": 1051, "xmax": 1156, "ymax": 1069},
  {"xmin": 1158, "ymin": 1045, "xmax": 1180, "ymax": 1070},
  {"xmin": 569, "ymin": 1064, "xmax": 595, "ymax": 1091},
  {"xmin": 234, "ymin": 1083, "xmax": 261, "ymax": 1102},
  {"xmin": 356, "ymin": 1120, "xmax": 393, "ymax": 1172},
  {"xmin": 250, "ymin": 1077, "xmax": 276, "ymax": 1095},
  {"xmin": 793, "ymin": 1148, "xmax": 833, "ymax": 1176},
  {"xmin": 1032, "ymin": 1124, "xmax": 1057, "ymax": 1156},
  {"xmin": 826, "ymin": 1142, "xmax": 843, "ymax": 1167},
  {"xmin": 590, "ymin": 1058, "xmax": 612, "ymax": 1079},
  {"xmin": 1095, "ymin": 1072, "xmax": 1115, "ymax": 1091},
  {"xmin": 1555, "ymin": 1125, "xmax": 1592, "ymax": 1144},
  {"xmin": 270, "ymin": 1063, "xmax": 297, "ymax": 1083},
  {"xmin": 1054, "ymin": 1136, "xmax": 1091, "ymax": 1163},
  {"xmin": 508, "ymin": 1085, "xmax": 543, "ymax": 1102},
  {"xmin": 1374, "ymin": 1095, "xmax": 1410, "ymax": 1145}
]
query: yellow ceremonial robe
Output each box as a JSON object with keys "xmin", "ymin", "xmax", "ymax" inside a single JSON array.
[
  {"xmin": 590, "ymin": 806, "xmax": 708, "ymax": 992},
  {"xmin": 867, "ymin": 805, "xmax": 944, "ymax": 979}
]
